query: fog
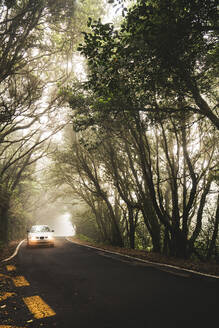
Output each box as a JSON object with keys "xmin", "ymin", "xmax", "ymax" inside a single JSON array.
[
  {"xmin": 52, "ymin": 213, "xmax": 75, "ymax": 237},
  {"xmin": 36, "ymin": 212, "xmax": 75, "ymax": 237}
]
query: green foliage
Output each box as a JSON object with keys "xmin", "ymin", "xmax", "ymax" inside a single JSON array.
[
  {"xmin": 70, "ymin": 0, "xmax": 219, "ymax": 131},
  {"xmin": 48, "ymin": 0, "xmax": 219, "ymax": 259},
  {"xmin": 73, "ymin": 209, "xmax": 100, "ymax": 241},
  {"xmin": 74, "ymin": 234, "xmax": 96, "ymax": 244}
]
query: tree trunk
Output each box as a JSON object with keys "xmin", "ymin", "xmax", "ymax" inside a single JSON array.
[
  {"xmin": 170, "ymin": 227, "xmax": 189, "ymax": 258},
  {"xmin": 188, "ymin": 178, "xmax": 212, "ymax": 257},
  {"xmin": 163, "ymin": 227, "xmax": 171, "ymax": 255},
  {"xmin": 128, "ymin": 206, "xmax": 135, "ymax": 249},
  {"xmin": 207, "ymin": 195, "xmax": 219, "ymax": 260},
  {"xmin": 103, "ymin": 196, "xmax": 123, "ymax": 247},
  {"xmin": 141, "ymin": 206, "xmax": 161, "ymax": 253},
  {"xmin": 0, "ymin": 204, "xmax": 9, "ymax": 244},
  {"xmin": 183, "ymin": 70, "xmax": 219, "ymax": 130}
]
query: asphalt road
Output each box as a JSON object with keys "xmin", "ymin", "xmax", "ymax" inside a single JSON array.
[{"xmin": 1, "ymin": 237, "xmax": 218, "ymax": 328}]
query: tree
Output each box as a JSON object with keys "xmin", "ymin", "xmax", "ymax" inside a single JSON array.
[
  {"xmin": 93, "ymin": 126, "xmax": 160, "ymax": 250},
  {"xmin": 60, "ymin": 0, "xmax": 219, "ymax": 259},
  {"xmin": 0, "ymin": 0, "xmax": 105, "ymax": 243},
  {"xmin": 0, "ymin": 130, "xmax": 52, "ymax": 243},
  {"xmin": 0, "ymin": 0, "xmax": 77, "ymax": 84},
  {"xmin": 50, "ymin": 138, "xmax": 124, "ymax": 247},
  {"xmin": 75, "ymin": 0, "xmax": 218, "ymax": 130}
]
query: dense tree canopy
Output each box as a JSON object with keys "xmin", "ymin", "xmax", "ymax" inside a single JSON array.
[
  {"xmin": 56, "ymin": 0, "xmax": 219, "ymax": 259},
  {"xmin": 0, "ymin": 0, "xmax": 218, "ymax": 262},
  {"xmin": 0, "ymin": 0, "xmax": 104, "ymax": 243},
  {"xmin": 70, "ymin": 0, "xmax": 218, "ymax": 130}
]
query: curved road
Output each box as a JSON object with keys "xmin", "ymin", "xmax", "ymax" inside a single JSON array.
[{"xmin": 1, "ymin": 237, "xmax": 218, "ymax": 328}]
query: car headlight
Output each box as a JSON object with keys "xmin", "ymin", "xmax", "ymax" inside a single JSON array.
[
  {"xmin": 30, "ymin": 236, "xmax": 37, "ymax": 240},
  {"xmin": 48, "ymin": 235, "xmax": 53, "ymax": 240}
]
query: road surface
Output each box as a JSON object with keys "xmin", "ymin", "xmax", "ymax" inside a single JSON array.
[{"xmin": 0, "ymin": 237, "xmax": 218, "ymax": 328}]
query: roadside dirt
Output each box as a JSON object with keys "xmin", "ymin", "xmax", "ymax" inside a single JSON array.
[{"xmin": 0, "ymin": 241, "xmax": 20, "ymax": 262}]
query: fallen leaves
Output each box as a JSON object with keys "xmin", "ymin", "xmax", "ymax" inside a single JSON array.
[{"xmin": 0, "ymin": 292, "xmax": 16, "ymax": 302}]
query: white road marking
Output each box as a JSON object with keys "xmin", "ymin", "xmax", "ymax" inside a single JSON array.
[
  {"xmin": 1, "ymin": 240, "xmax": 25, "ymax": 262},
  {"xmin": 66, "ymin": 237, "xmax": 219, "ymax": 279}
]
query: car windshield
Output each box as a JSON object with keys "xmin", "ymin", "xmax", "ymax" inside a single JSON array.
[{"xmin": 30, "ymin": 226, "xmax": 50, "ymax": 233}]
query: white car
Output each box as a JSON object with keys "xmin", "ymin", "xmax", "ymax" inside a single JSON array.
[{"xmin": 27, "ymin": 225, "xmax": 55, "ymax": 247}]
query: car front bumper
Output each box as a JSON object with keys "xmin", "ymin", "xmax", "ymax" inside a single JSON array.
[{"xmin": 27, "ymin": 239, "xmax": 54, "ymax": 247}]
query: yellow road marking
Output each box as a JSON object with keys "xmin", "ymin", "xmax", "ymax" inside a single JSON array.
[
  {"xmin": 12, "ymin": 276, "xmax": 30, "ymax": 287},
  {"xmin": 0, "ymin": 292, "xmax": 16, "ymax": 302},
  {"xmin": 23, "ymin": 295, "xmax": 56, "ymax": 319},
  {"xmin": 6, "ymin": 265, "xmax": 16, "ymax": 272},
  {"xmin": 0, "ymin": 326, "xmax": 26, "ymax": 328}
]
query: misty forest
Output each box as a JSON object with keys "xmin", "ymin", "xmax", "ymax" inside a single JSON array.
[{"xmin": 0, "ymin": 0, "xmax": 218, "ymax": 262}]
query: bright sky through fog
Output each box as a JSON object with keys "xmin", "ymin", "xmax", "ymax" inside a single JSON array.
[
  {"xmin": 52, "ymin": 213, "xmax": 75, "ymax": 237},
  {"xmin": 102, "ymin": 2, "xmax": 123, "ymax": 24},
  {"xmin": 72, "ymin": 2, "xmax": 124, "ymax": 81}
]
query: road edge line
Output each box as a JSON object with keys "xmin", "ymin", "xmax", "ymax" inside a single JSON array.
[
  {"xmin": 66, "ymin": 237, "xmax": 219, "ymax": 280},
  {"xmin": 1, "ymin": 239, "xmax": 25, "ymax": 262}
]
